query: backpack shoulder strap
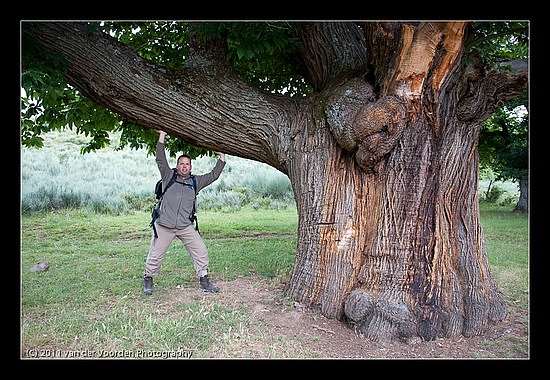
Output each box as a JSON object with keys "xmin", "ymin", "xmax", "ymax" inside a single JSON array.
[
  {"xmin": 161, "ymin": 168, "xmax": 178, "ymax": 197},
  {"xmin": 191, "ymin": 174, "xmax": 197, "ymax": 195}
]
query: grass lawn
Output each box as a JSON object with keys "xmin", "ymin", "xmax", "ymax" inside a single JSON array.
[{"xmin": 20, "ymin": 202, "xmax": 528, "ymax": 358}]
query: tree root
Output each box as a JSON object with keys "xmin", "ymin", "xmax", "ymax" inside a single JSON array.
[{"xmin": 344, "ymin": 289, "xmax": 416, "ymax": 342}]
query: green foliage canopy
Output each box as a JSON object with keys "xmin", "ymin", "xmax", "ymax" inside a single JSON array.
[
  {"xmin": 471, "ymin": 21, "xmax": 529, "ymax": 184},
  {"xmin": 479, "ymin": 95, "xmax": 528, "ymax": 183}
]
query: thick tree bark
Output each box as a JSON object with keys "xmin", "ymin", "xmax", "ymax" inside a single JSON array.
[{"xmin": 22, "ymin": 21, "xmax": 528, "ymax": 342}]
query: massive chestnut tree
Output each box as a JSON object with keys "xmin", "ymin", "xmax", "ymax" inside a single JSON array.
[{"xmin": 21, "ymin": 21, "xmax": 528, "ymax": 342}]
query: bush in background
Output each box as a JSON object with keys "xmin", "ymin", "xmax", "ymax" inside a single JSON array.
[
  {"xmin": 21, "ymin": 131, "xmax": 295, "ymax": 215},
  {"xmin": 21, "ymin": 131, "xmax": 519, "ymax": 215}
]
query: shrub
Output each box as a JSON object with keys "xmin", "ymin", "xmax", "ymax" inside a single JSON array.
[
  {"xmin": 20, "ymin": 131, "xmax": 295, "ymax": 214},
  {"xmin": 199, "ymin": 190, "xmax": 245, "ymax": 212},
  {"xmin": 484, "ymin": 185, "xmax": 505, "ymax": 203}
]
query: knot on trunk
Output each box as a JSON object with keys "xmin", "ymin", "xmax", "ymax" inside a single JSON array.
[
  {"xmin": 325, "ymin": 78, "xmax": 375, "ymax": 151},
  {"xmin": 325, "ymin": 79, "xmax": 407, "ymax": 172},
  {"xmin": 344, "ymin": 289, "xmax": 416, "ymax": 342},
  {"xmin": 354, "ymin": 96, "xmax": 407, "ymax": 172}
]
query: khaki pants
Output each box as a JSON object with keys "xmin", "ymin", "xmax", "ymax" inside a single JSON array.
[{"xmin": 143, "ymin": 222, "xmax": 209, "ymax": 278}]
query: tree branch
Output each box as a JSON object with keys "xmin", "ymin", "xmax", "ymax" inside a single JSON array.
[
  {"xmin": 22, "ymin": 21, "xmax": 292, "ymax": 170},
  {"xmin": 296, "ymin": 22, "xmax": 367, "ymax": 91}
]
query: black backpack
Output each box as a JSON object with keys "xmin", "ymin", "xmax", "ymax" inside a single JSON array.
[
  {"xmin": 150, "ymin": 169, "xmax": 198, "ymax": 237},
  {"xmin": 154, "ymin": 169, "xmax": 178, "ymax": 200}
]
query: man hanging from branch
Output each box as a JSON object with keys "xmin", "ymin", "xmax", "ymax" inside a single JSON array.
[{"xmin": 143, "ymin": 130, "xmax": 226, "ymax": 295}]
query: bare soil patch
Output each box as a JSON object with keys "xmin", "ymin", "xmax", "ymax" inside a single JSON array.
[{"xmin": 170, "ymin": 276, "xmax": 529, "ymax": 359}]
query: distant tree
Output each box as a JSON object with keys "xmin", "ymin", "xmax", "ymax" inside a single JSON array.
[
  {"xmin": 21, "ymin": 21, "xmax": 528, "ymax": 342},
  {"xmin": 479, "ymin": 94, "xmax": 528, "ymax": 212}
]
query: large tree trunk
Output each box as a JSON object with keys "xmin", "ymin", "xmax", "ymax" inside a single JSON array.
[
  {"xmin": 285, "ymin": 89, "xmax": 507, "ymax": 341},
  {"xmin": 22, "ymin": 21, "xmax": 528, "ymax": 342}
]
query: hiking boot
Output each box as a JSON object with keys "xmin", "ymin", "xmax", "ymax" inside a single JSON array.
[
  {"xmin": 199, "ymin": 275, "xmax": 220, "ymax": 293},
  {"xmin": 143, "ymin": 276, "xmax": 153, "ymax": 295}
]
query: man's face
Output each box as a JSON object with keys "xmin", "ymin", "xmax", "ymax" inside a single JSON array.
[{"xmin": 177, "ymin": 157, "xmax": 192, "ymax": 177}]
